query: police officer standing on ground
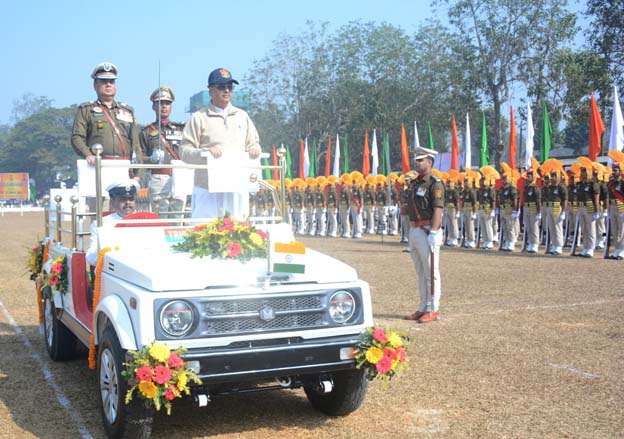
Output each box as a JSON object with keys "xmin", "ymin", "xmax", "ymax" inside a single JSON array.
[
  {"xmin": 521, "ymin": 168, "xmax": 542, "ymax": 253},
  {"xmin": 546, "ymin": 168, "xmax": 568, "ymax": 255},
  {"xmin": 444, "ymin": 176, "xmax": 460, "ymax": 247},
  {"xmin": 498, "ymin": 169, "xmax": 519, "ymax": 251},
  {"xmin": 404, "ymin": 147, "xmax": 444, "ymax": 323},
  {"xmin": 72, "ymin": 62, "xmax": 142, "ymax": 172},
  {"xmin": 576, "ymin": 164, "xmax": 600, "ymax": 257},
  {"xmin": 607, "ymin": 150, "xmax": 624, "ymax": 259},
  {"xmin": 139, "ymin": 86, "xmax": 185, "ymax": 216}
]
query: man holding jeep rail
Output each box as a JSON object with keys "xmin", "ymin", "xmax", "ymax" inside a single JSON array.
[{"xmin": 404, "ymin": 146, "xmax": 444, "ymax": 323}]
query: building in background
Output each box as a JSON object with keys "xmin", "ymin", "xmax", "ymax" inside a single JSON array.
[{"xmin": 187, "ymin": 89, "xmax": 250, "ymax": 114}]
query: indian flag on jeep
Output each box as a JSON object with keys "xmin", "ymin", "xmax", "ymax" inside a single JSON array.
[{"xmin": 272, "ymin": 241, "xmax": 306, "ymax": 274}]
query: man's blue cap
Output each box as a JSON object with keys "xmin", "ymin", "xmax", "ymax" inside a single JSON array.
[{"xmin": 208, "ymin": 68, "xmax": 239, "ymax": 87}]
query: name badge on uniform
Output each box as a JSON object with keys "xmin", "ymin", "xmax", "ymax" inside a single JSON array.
[
  {"xmin": 116, "ymin": 110, "xmax": 133, "ymax": 123},
  {"xmin": 166, "ymin": 131, "xmax": 183, "ymax": 141},
  {"xmin": 416, "ymin": 187, "xmax": 426, "ymax": 196},
  {"xmin": 554, "ymin": 189, "xmax": 558, "ymax": 194}
]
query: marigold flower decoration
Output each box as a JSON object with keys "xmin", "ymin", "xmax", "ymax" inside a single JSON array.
[
  {"xmin": 122, "ymin": 341, "xmax": 202, "ymax": 415},
  {"xmin": 43, "ymin": 255, "xmax": 69, "ymax": 296},
  {"xmin": 173, "ymin": 212, "xmax": 268, "ymax": 262},
  {"xmin": 28, "ymin": 240, "xmax": 46, "ymax": 281},
  {"xmin": 354, "ymin": 326, "xmax": 409, "ymax": 381}
]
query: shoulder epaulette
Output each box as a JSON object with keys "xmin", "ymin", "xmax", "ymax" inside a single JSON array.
[
  {"xmin": 78, "ymin": 101, "xmax": 96, "ymax": 108},
  {"xmin": 118, "ymin": 102, "xmax": 135, "ymax": 112}
]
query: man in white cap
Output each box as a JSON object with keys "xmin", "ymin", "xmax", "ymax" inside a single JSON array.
[
  {"xmin": 85, "ymin": 180, "xmax": 139, "ymax": 265},
  {"xmin": 71, "ymin": 62, "xmax": 142, "ymax": 172},
  {"xmin": 404, "ymin": 146, "xmax": 444, "ymax": 323},
  {"xmin": 139, "ymin": 86, "xmax": 186, "ymax": 216},
  {"xmin": 180, "ymin": 68, "xmax": 261, "ymax": 218}
]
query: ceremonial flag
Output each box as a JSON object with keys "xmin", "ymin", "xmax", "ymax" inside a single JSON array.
[
  {"xmin": 480, "ymin": 111, "xmax": 489, "ymax": 166},
  {"xmin": 271, "ymin": 144, "xmax": 278, "ymax": 180},
  {"xmin": 465, "ymin": 113, "xmax": 472, "ymax": 170},
  {"xmin": 310, "ymin": 138, "xmax": 317, "ymax": 177},
  {"xmin": 299, "ymin": 139, "xmax": 305, "ymax": 178},
  {"xmin": 261, "ymin": 156, "xmax": 271, "ymax": 180},
  {"xmin": 272, "ymin": 241, "xmax": 306, "ymax": 274},
  {"xmin": 303, "ymin": 137, "xmax": 310, "ymax": 178},
  {"xmin": 382, "ymin": 132, "xmax": 390, "ymax": 175},
  {"xmin": 589, "ymin": 93, "xmax": 605, "ymax": 161},
  {"xmin": 427, "ymin": 121, "xmax": 435, "ymax": 150},
  {"xmin": 525, "ymin": 102, "xmax": 535, "ymax": 168},
  {"xmin": 508, "ymin": 105, "xmax": 517, "ymax": 170},
  {"xmin": 540, "ymin": 100, "xmax": 552, "ymax": 163},
  {"xmin": 414, "ymin": 121, "xmax": 421, "ymax": 148},
  {"xmin": 343, "ymin": 134, "xmax": 350, "ymax": 174},
  {"xmin": 333, "ymin": 134, "xmax": 341, "ymax": 177},
  {"xmin": 400, "ymin": 123, "xmax": 411, "ymax": 173},
  {"xmin": 284, "ymin": 144, "xmax": 292, "ymax": 179},
  {"xmin": 362, "ymin": 130, "xmax": 371, "ymax": 176},
  {"xmin": 371, "ymin": 129, "xmax": 379, "ymax": 176},
  {"xmin": 325, "ymin": 135, "xmax": 332, "ymax": 177},
  {"xmin": 608, "ymin": 85, "xmax": 624, "ymax": 167},
  {"xmin": 451, "ymin": 115, "xmax": 459, "ymax": 171}
]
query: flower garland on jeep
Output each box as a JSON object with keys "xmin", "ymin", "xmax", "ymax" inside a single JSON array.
[
  {"xmin": 173, "ymin": 213, "xmax": 268, "ymax": 261},
  {"xmin": 28, "ymin": 240, "xmax": 46, "ymax": 281},
  {"xmin": 122, "ymin": 341, "xmax": 202, "ymax": 415},
  {"xmin": 43, "ymin": 255, "xmax": 69, "ymax": 296},
  {"xmin": 355, "ymin": 326, "xmax": 409, "ymax": 381}
]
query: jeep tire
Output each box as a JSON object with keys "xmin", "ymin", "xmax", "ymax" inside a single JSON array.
[
  {"xmin": 98, "ymin": 326, "xmax": 154, "ymax": 439},
  {"xmin": 304, "ymin": 368, "xmax": 369, "ymax": 416},
  {"xmin": 43, "ymin": 288, "xmax": 76, "ymax": 361}
]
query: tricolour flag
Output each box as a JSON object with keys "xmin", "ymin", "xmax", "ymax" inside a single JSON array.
[
  {"xmin": 589, "ymin": 93, "xmax": 605, "ymax": 161},
  {"xmin": 608, "ymin": 85, "xmax": 624, "ymax": 167},
  {"xmin": 272, "ymin": 241, "xmax": 306, "ymax": 274}
]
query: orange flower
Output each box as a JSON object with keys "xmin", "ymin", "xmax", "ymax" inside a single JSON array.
[{"xmin": 138, "ymin": 381, "xmax": 158, "ymax": 399}]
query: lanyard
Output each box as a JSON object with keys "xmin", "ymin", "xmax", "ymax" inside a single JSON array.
[
  {"xmin": 100, "ymin": 106, "xmax": 127, "ymax": 157},
  {"xmin": 149, "ymin": 124, "xmax": 180, "ymax": 160}
]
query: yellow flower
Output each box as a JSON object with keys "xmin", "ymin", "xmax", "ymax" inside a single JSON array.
[
  {"xmin": 387, "ymin": 332, "xmax": 403, "ymax": 348},
  {"xmin": 149, "ymin": 342, "xmax": 170, "ymax": 362},
  {"xmin": 138, "ymin": 381, "xmax": 158, "ymax": 399},
  {"xmin": 177, "ymin": 372, "xmax": 188, "ymax": 391},
  {"xmin": 249, "ymin": 232, "xmax": 263, "ymax": 246},
  {"xmin": 365, "ymin": 346, "xmax": 383, "ymax": 364}
]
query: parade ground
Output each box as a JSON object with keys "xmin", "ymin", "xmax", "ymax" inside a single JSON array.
[{"xmin": 0, "ymin": 211, "xmax": 622, "ymax": 438}]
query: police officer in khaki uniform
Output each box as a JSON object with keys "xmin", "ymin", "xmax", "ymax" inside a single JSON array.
[
  {"xmin": 326, "ymin": 183, "xmax": 339, "ymax": 237},
  {"xmin": 545, "ymin": 168, "xmax": 568, "ymax": 255},
  {"xmin": 607, "ymin": 151, "xmax": 624, "ymax": 259},
  {"xmin": 363, "ymin": 181, "xmax": 376, "ymax": 234},
  {"xmin": 577, "ymin": 164, "xmax": 600, "ymax": 257},
  {"xmin": 139, "ymin": 86, "xmax": 185, "ymax": 215},
  {"xmin": 71, "ymin": 62, "xmax": 142, "ymax": 171},
  {"xmin": 404, "ymin": 147, "xmax": 444, "ymax": 323}
]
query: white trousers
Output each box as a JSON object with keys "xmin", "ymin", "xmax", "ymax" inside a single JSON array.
[{"xmin": 409, "ymin": 227, "xmax": 441, "ymax": 312}]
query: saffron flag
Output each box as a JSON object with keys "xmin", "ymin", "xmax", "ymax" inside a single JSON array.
[
  {"xmin": 509, "ymin": 105, "xmax": 517, "ymax": 170},
  {"xmin": 525, "ymin": 102, "xmax": 535, "ymax": 169},
  {"xmin": 451, "ymin": 115, "xmax": 459, "ymax": 171},
  {"xmin": 371, "ymin": 129, "xmax": 379, "ymax": 176},
  {"xmin": 272, "ymin": 241, "xmax": 306, "ymax": 274},
  {"xmin": 271, "ymin": 144, "xmax": 278, "ymax": 180},
  {"xmin": 284, "ymin": 144, "xmax": 292, "ymax": 179},
  {"xmin": 465, "ymin": 113, "xmax": 472, "ymax": 170},
  {"xmin": 362, "ymin": 130, "xmax": 371, "ymax": 176},
  {"xmin": 299, "ymin": 139, "xmax": 305, "ymax": 178},
  {"xmin": 343, "ymin": 134, "xmax": 349, "ymax": 174},
  {"xmin": 608, "ymin": 85, "xmax": 624, "ymax": 167},
  {"xmin": 325, "ymin": 135, "xmax": 332, "ymax": 177},
  {"xmin": 303, "ymin": 137, "xmax": 310, "ymax": 178},
  {"xmin": 589, "ymin": 93, "xmax": 605, "ymax": 161},
  {"xmin": 310, "ymin": 138, "xmax": 317, "ymax": 177},
  {"xmin": 400, "ymin": 123, "xmax": 411, "ymax": 173},
  {"xmin": 540, "ymin": 100, "xmax": 552, "ymax": 163},
  {"xmin": 480, "ymin": 111, "xmax": 489, "ymax": 166},
  {"xmin": 427, "ymin": 121, "xmax": 435, "ymax": 150},
  {"xmin": 333, "ymin": 134, "xmax": 341, "ymax": 177}
]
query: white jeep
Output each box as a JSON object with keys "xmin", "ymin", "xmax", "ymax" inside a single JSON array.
[{"xmin": 37, "ymin": 151, "xmax": 373, "ymax": 438}]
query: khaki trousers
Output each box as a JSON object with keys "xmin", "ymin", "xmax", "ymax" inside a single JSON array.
[
  {"xmin": 523, "ymin": 207, "xmax": 540, "ymax": 246},
  {"xmin": 409, "ymin": 227, "xmax": 441, "ymax": 312},
  {"xmin": 578, "ymin": 206, "xmax": 596, "ymax": 251},
  {"xmin": 546, "ymin": 205, "xmax": 564, "ymax": 248},
  {"xmin": 609, "ymin": 204, "xmax": 624, "ymax": 250},
  {"xmin": 445, "ymin": 206, "xmax": 459, "ymax": 242}
]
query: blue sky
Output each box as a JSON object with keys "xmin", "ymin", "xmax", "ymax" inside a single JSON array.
[{"xmin": 2, "ymin": 0, "xmax": 443, "ymax": 125}]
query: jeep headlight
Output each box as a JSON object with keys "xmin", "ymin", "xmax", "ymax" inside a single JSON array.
[
  {"xmin": 160, "ymin": 300, "xmax": 194, "ymax": 337},
  {"xmin": 328, "ymin": 290, "xmax": 356, "ymax": 324}
]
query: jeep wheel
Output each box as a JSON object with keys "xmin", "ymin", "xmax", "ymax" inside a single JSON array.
[
  {"xmin": 304, "ymin": 368, "xmax": 369, "ymax": 416},
  {"xmin": 42, "ymin": 289, "xmax": 76, "ymax": 361},
  {"xmin": 98, "ymin": 326, "xmax": 153, "ymax": 439}
]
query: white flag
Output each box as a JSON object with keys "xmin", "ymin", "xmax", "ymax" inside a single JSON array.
[
  {"xmin": 303, "ymin": 137, "xmax": 310, "ymax": 178},
  {"xmin": 333, "ymin": 134, "xmax": 341, "ymax": 177},
  {"xmin": 371, "ymin": 129, "xmax": 379, "ymax": 176},
  {"xmin": 414, "ymin": 121, "xmax": 421, "ymax": 149},
  {"xmin": 525, "ymin": 102, "xmax": 535, "ymax": 169},
  {"xmin": 465, "ymin": 113, "xmax": 471, "ymax": 170},
  {"xmin": 608, "ymin": 85, "xmax": 624, "ymax": 167}
]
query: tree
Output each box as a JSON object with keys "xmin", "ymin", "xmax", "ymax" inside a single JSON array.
[
  {"xmin": 10, "ymin": 93, "xmax": 54, "ymax": 123},
  {"xmin": 585, "ymin": 0, "xmax": 624, "ymax": 91}
]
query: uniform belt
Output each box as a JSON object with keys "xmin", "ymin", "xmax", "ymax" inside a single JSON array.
[
  {"xmin": 102, "ymin": 155, "xmax": 128, "ymax": 160},
  {"xmin": 410, "ymin": 219, "xmax": 431, "ymax": 227},
  {"xmin": 151, "ymin": 169, "xmax": 172, "ymax": 175}
]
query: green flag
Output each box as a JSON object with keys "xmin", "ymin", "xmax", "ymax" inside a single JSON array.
[
  {"xmin": 381, "ymin": 131, "xmax": 391, "ymax": 176},
  {"xmin": 427, "ymin": 121, "xmax": 435, "ymax": 150},
  {"xmin": 285, "ymin": 144, "xmax": 292, "ymax": 179},
  {"xmin": 309, "ymin": 138, "xmax": 317, "ymax": 177},
  {"xmin": 480, "ymin": 111, "xmax": 489, "ymax": 166},
  {"xmin": 540, "ymin": 100, "xmax": 552, "ymax": 163},
  {"xmin": 343, "ymin": 134, "xmax": 350, "ymax": 174},
  {"xmin": 261, "ymin": 157, "xmax": 271, "ymax": 180}
]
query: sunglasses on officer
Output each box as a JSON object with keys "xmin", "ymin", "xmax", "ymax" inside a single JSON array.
[{"xmin": 212, "ymin": 84, "xmax": 234, "ymax": 91}]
